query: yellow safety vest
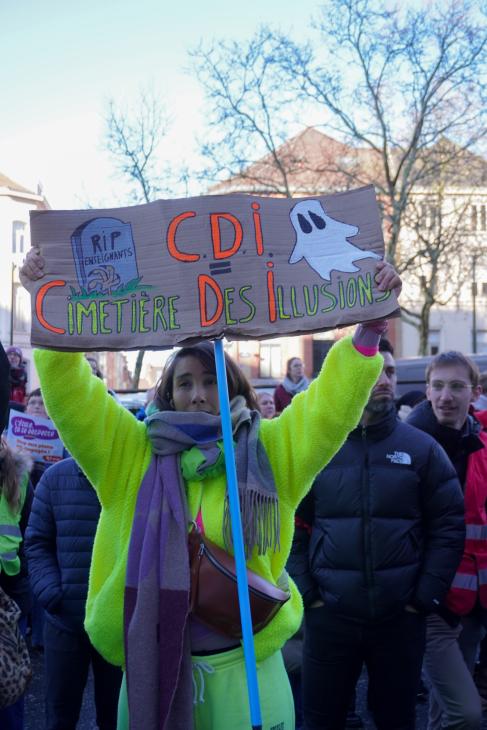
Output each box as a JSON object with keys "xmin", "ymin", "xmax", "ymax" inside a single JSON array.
[{"xmin": 0, "ymin": 474, "xmax": 28, "ymax": 576}]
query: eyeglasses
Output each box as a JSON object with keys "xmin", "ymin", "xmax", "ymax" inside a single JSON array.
[{"xmin": 429, "ymin": 381, "xmax": 473, "ymax": 394}]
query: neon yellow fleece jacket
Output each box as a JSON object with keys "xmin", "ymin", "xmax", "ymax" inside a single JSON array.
[{"xmin": 34, "ymin": 336, "xmax": 381, "ymax": 667}]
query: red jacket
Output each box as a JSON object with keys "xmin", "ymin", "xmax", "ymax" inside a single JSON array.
[
  {"xmin": 446, "ymin": 426, "xmax": 487, "ymax": 614},
  {"xmin": 273, "ymin": 384, "xmax": 293, "ymax": 414}
]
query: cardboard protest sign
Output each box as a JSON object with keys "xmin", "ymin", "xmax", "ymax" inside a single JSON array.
[
  {"xmin": 28, "ymin": 184, "xmax": 399, "ymax": 351},
  {"xmin": 6, "ymin": 411, "xmax": 64, "ymax": 465}
]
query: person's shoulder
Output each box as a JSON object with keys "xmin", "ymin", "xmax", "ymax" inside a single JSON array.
[
  {"xmin": 393, "ymin": 419, "xmax": 442, "ymax": 452},
  {"xmin": 39, "ymin": 457, "xmax": 82, "ymax": 483}
]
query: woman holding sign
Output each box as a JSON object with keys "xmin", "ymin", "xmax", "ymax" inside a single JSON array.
[{"xmin": 21, "ymin": 249, "xmax": 400, "ymax": 730}]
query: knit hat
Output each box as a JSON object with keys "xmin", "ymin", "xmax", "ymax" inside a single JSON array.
[{"xmin": 396, "ymin": 390, "xmax": 426, "ymax": 410}]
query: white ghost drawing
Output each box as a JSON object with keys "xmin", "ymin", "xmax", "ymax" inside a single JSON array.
[{"xmin": 288, "ymin": 199, "xmax": 381, "ymax": 281}]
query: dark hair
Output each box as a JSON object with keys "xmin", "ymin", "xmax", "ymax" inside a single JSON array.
[
  {"xmin": 26, "ymin": 388, "xmax": 42, "ymax": 402},
  {"xmin": 426, "ymin": 351, "xmax": 479, "ymax": 387},
  {"xmin": 479, "ymin": 371, "xmax": 487, "ymax": 393},
  {"xmin": 285, "ymin": 357, "xmax": 302, "ymax": 378},
  {"xmin": 86, "ymin": 356, "xmax": 103, "ymax": 379},
  {"xmin": 396, "ymin": 390, "xmax": 426, "ymax": 410},
  {"xmin": 154, "ymin": 341, "xmax": 259, "ymax": 411},
  {"xmin": 379, "ymin": 338, "xmax": 394, "ymax": 356}
]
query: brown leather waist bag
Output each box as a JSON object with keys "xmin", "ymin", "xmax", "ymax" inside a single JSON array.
[{"xmin": 188, "ymin": 526, "xmax": 291, "ymax": 639}]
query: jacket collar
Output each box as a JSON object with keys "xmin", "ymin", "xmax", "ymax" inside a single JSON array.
[
  {"xmin": 406, "ymin": 400, "xmax": 484, "ymax": 458},
  {"xmin": 349, "ymin": 403, "xmax": 398, "ymax": 442}
]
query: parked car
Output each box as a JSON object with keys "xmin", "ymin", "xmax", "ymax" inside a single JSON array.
[{"xmin": 116, "ymin": 390, "xmax": 147, "ymax": 415}]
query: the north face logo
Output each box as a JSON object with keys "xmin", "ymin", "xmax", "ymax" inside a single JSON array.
[{"xmin": 386, "ymin": 451, "xmax": 411, "ymax": 465}]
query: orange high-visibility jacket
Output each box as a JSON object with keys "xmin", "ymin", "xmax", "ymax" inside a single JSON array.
[{"xmin": 446, "ymin": 428, "xmax": 487, "ymax": 615}]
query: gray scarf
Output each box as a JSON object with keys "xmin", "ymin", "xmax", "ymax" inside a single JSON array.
[
  {"xmin": 282, "ymin": 375, "xmax": 309, "ymax": 396},
  {"xmin": 146, "ymin": 396, "xmax": 280, "ymax": 556}
]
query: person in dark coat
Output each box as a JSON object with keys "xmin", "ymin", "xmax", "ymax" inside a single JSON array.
[
  {"xmin": 5, "ymin": 346, "xmax": 28, "ymax": 406},
  {"xmin": 25, "ymin": 458, "xmax": 122, "ymax": 730},
  {"xmin": 289, "ymin": 339, "xmax": 465, "ymax": 730},
  {"xmin": 407, "ymin": 352, "xmax": 487, "ymax": 730}
]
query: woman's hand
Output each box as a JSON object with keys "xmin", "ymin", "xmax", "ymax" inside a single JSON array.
[
  {"xmin": 375, "ymin": 260, "xmax": 402, "ymax": 297},
  {"xmin": 352, "ymin": 261, "xmax": 401, "ymax": 351},
  {"xmin": 19, "ymin": 247, "xmax": 45, "ymax": 290}
]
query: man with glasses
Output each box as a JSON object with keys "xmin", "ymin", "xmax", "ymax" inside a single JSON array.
[
  {"xmin": 408, "ymin": 352, "xmax": 487, "ymax": 729},
  {"xmin": 289, "ymin": 340, "xmax": 464, "ymax": 730}
]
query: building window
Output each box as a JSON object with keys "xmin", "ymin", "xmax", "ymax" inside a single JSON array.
[
  {"xmin": 12, "ymin": 283, "xmax": 29, "ymax": 333},
  {"xmin": 259, "ymin": 343, "xmax": 281, "ymax": 378},
  {"xmin": 428, "ymin": 330, "xmax": 440, "ymax": 356},
  {"xmin": 421, "ymin": 203, "xmax": 437, "ymax": 230},
  {"xmin": 481, "ymin": 205, "xmax": 486, "ymax": 232},
  {"xmin": 476, "ymin": 331, "xmax": 487, "ymax": 354},
  {"xmin": 312, "ymin": 340, "xmax": 334, "ymax": 376},
  {"xmin": 471, "ymin": 205, "xmax": 478, "ymax": 232},
  {"xmin": 12, "ymin": 221, "xmax": 26, "ymax": 254}
]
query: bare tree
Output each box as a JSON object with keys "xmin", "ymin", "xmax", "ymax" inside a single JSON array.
[
  {"xmin": 194, "ymin": 2, "xmax": 487, "ymax": 227},
  {"xmin": 398, "ymin": 141, "xmax": 487, "ymax": 353},
  {"xmin": 191, "ymin": 28, "xmax": 304, "ymax": 197},
  {"xmin": 399, "ymin": 195, "xmax": 470, "ymax": 354},
  {"xmin": 106, "ymin": 91, "xmax": 173, "ymax": 205},
  {"xmin": 277, "ymin": 0, "xmax": 487, "ymax": 263},
  {"xmin": 193, "ymin": 0, "xmax": 487, "ymax": 349},
  {"xmin": 105, "ymin": 90, "xmax": 172, "ymax": 387}
]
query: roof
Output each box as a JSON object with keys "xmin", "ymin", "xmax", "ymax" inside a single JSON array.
[
  {"xmin": 0, "ymin": 171, "xmax": 50, "ymax": 209},
  {"xmin": 0, "ymin": 171, "xmax": 36, "ymax": 195},
  {"xmin": 209, "ymin": 127, "xmax": 382, "ymax": 196},
  {"xmin": 209, "ymin": 128, "xmax": 487, "ymax": 197},
  {"xmin": 414, "ymin": 137, "xmax": 487, "ymax": 188}
]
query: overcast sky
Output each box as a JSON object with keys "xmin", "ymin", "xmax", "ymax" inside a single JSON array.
[{"xmin": 1, "ymin": 0, "xmax": 321, "ymax": 209}]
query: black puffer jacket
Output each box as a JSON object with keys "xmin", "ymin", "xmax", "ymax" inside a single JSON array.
[
  {"xmin": 25, "ymin": 458, "xmax": 101, "ymax": 633},
  {"xmin": 288, "ymin": 406, "xmax": 465, "ymax": 621}
]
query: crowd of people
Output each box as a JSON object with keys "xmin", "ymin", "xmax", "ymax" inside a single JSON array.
[{"xmin": 0, "ymin": 248, "xmax": 486, "ymax": 730}]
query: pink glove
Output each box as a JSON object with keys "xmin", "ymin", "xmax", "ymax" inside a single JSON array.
[{"xmin": 352, "ymin": 320, "xmax": 388, "ymax": 357}]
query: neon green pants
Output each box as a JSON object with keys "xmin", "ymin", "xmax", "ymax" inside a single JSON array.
[{"xmin": 118, "ymin": 646, "xmax": 295, "ymax": 730}]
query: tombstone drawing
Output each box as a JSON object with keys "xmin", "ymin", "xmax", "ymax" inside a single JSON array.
[
  {"xmin": 288, "ymin": 199, "xmax": 381, "ymax": 281},
  {"xmin": 71, "ymin": 217, "xmax": 140, "ymax": 295}
]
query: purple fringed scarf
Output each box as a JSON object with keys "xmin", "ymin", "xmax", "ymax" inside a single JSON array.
[{"xmin": 124, "ymin": 455, "xmax": 193, "ymax": 730}]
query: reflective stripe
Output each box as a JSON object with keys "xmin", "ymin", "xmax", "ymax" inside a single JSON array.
[
  {"xmin": 0, "ymin": 551, "xmax": 18, "ymax": 561},
  {"xmin": 478, "ymin": 569, "xmax": 487, "ymax": 586},
  {"xmin": 451, "ymin": 573, "xmax": 478, "ymax": 591},
  {"xmin": 0, "ymin": 524, "xmax": 21, "ymax": 538},
  {"xmin": 466, "ymin": 525, "xmax": 487, "ymax": 540}
]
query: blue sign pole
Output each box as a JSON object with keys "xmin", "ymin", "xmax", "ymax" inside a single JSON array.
[{"xmin": 213, "ymin": 339, "xmax": 263, "ymax": 730}]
